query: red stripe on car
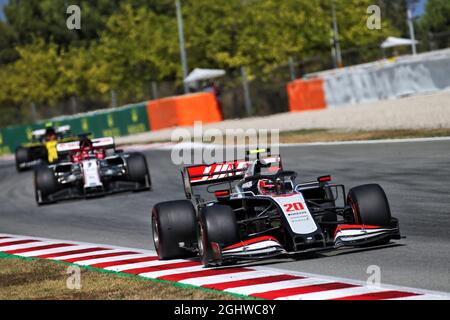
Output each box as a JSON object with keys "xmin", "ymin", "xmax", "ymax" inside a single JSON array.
[
  {"xmin": 336, "ymin": 225, "xmax": 383, "ymax": 230},
  {"xmin": 223, "ymin": 236, "xmax": 279, "ymax": 251},
  {"xmin": 334, "ymin": 225, "xmax": 384, "ymax": 237}
]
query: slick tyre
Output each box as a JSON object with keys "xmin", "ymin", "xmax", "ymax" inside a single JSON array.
[
  {"xmin": 347, "ymin": 184, "xmax": 391, "ymax": 226},
  {"xmin": 152, "ymin": 200, "xmax": 197, "ymax": 259},
  {"xmin": 126, "ymin": 153, "xmax": 152, "ymax": 190},
  {"xmin": 15, "ymin": 147, "xmax": 29, "ymax": 172},
  {"xmin": 34, "ymin": 166, "xmax": 58, "ymax": 205},
  {"xmin": 198, "ymin": 205, "xmax": 239, "ymax": 267}
]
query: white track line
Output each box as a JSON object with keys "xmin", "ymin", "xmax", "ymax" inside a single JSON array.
[
  {"xmin": 279, "ymin": 136, "xmax": 450, "ymax": 147},
  {"xmin": 3, "ymin": 137, "xmax": 450, "ymax": 163},
  {"xmin": 123, "ymin": 137, "xmax": 450, "ymax": 153}
]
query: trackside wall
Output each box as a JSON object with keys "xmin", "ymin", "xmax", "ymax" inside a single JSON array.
[
  {"xmin": 287, "ymin": 48, "xmax": 450, "ymax": 111},
  {"xmin": 0, "ymin": 93, "xmax": 224, "ymax": 155}
]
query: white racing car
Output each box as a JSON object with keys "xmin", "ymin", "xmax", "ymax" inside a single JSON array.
[
  {"xmin": 151, "ymin": 149, "xmax": 401, "ymax": 267},
  {"xmin": 34, "ymin": 134, "xmax": 152, "ymax": 205}
]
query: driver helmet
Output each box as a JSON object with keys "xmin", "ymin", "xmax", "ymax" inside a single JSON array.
[
  {"xmin": 79, "ymin": 136, "xmax": 93, "ymax": 149},
  {"xmin": 257, "ymin": 179, "xmax": 277, "ymax": 195},
  {"xmin": 44, "ymin": 127, "xmax": 57, "ymax": 141},
  {"xmin": 78, "ymin": 137, "xmax": 94, "ymax": 159},
  {"xmin": 94, "ymin": 148, "xmax": 105, "ymax": 160}
]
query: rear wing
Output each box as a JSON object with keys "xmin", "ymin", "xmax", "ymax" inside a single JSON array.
[
  {"xmin": 32, "ymin": 125, "xmax": 71, "ymax": 140},
  {"xmin": 182, "ymin": 160, "xmax": 249, "ymax": 199},
  {"xmin": 56, "ymin": 125, "xmax": 71, "ymax": 134},
  {"xmin": 92, "ymin": 137, "xmax": 115, "ymax": 149},
  {"xmin": 56, "ymin": 137, "xmax": 115, "ymax": 155},
  {"xmin": 182, "ymin": 148, "xmax": 282, "ymax": 199},
  {"xmin": 31, "ymin": 129, "xmax": 46, "ymax": 140}
]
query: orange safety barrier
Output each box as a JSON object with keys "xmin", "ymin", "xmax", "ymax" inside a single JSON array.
[
  {"xmin": 287, "ymin": 78, "xmax": 327, "ymax": 112},
  {"xmin": 146, "ymin": 92, "xmax": 223, "ymax": 131}
]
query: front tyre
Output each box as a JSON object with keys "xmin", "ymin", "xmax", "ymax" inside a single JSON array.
[
  {"xmin": 152, "ymin": 200, "xmax": 197, "ymax": 260},
  {"xmin": 34, "ymin": 166, "xmax": 58, "ymax": 205},
  {"xmin": 126, "ymin": 153, "xmax": 152, "ymax": 191},
  {"xmin": 198, "ymin": 205, "xmax": 239, "ymax": 267},
  {"xmin": 347, "ymin": 184, "xmax": 392, "ymax": 227},
  {"xmin": 15, "ymin": 147, "xmax": 29, "ymax": 172}
]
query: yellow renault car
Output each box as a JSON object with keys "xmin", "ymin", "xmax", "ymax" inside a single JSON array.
[{"xmin": 15, "ymin": 124, "xmax": 75, "ymax": 171}]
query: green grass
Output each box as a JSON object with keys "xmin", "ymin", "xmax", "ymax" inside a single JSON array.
[{"xmin": 0, "ymin": 252, "xmax": 252, "ymax": 300}]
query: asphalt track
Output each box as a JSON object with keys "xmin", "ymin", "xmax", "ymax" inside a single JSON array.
[{"xmin": 0, "ymin": 140, "xmax": 449, "ymax": 293}]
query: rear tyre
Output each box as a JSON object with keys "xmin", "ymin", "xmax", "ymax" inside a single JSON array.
[
  {"xmin": 126, "ymin": 153, "xmax": 152, "ymax": 191},
  {"xmin": 15, "ymin": 147, "xmax": 29, "ymax": 172},
  {"xmin": 347, "ymin": 184, "xmax": 391, "ymax": 226},
  {"xmin": 34, "ymin": 166, "xmax": 58, "ymax": 205},
  {"xmin": 152, "ymin": 200, "xmax": 197, "ymax": 260},
  {"xmin": 198, "ymin": 205, "xmax": 239, "ymax": 267}
]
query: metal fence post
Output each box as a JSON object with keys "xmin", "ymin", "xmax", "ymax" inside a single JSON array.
[
  {"xmin": 30, "ymin": 102, "xmax": 37, "ymax": 121},
  {"xmin": 151, "ymin": 81, "xmax": 159, "ymax": 100},
  {"xmin": 407, "ymin": 7, "xmax": 417, "ymax": 55},
  {"xmin": 331, "ymin": 0, "xmax": 342, "ymax": 67},
  {"xmin": 111, "ymin": 90, "xmax": 117, "ymax": 108},
  {"xmin": 176, "ymin": 0, "xmax": 189, "ymax": 94},
  {"xmin": 241, "ymin": 66, "xmax": 253, "ymax": 117},
  {"xmin": 288, "ymin": 57, "xmax": 297, "ymax": 81},
  {"xmin": 71, "ymin": 96, "xmax": 78, "ymax": 114}
]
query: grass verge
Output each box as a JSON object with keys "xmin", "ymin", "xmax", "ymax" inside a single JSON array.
[
  {"xmin": 278, "ymin": 128, "xmax": 450, "ymax": 144},
  {"xmin": 0, "ymin": 253, "xmax": 248, "ymax": 300}
]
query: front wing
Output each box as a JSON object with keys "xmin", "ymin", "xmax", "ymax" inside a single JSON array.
[
  {"xmin": 209, "ymin": 223, "xmax": 401, "ymax": 263},
  {"xmin": 18, "ymin": 158, "xmax": 45, "ymax": 170},
  {"xmin": 44, "ymin": 180, "xmax": 148, "ymax": 203}
]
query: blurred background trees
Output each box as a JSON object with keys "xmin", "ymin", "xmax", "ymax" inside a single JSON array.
[
  {"xmin": 418, "ymin": 0, "xmax": 450, "ymax": 50},
  {"xmin": 0, "ymin": 0, "xmax": 447, "ymax": 126}
]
